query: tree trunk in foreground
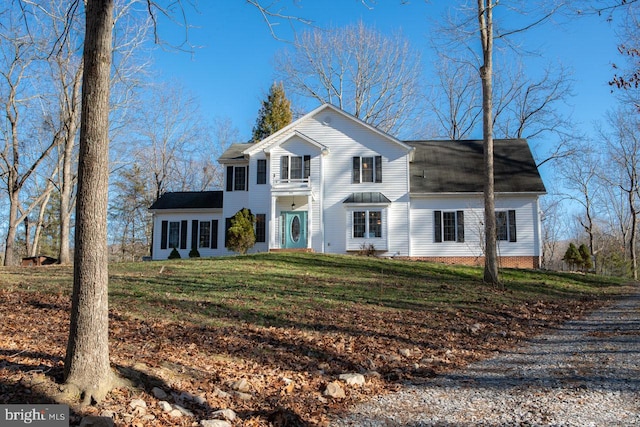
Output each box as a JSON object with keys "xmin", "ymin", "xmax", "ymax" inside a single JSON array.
[
  {"xmin": 478, "ymin": 0, "xmax": 500, "ymax": 286},
  {"xmin": 64, "ymin": 0, "xmax": 115, "ymax": 404}
]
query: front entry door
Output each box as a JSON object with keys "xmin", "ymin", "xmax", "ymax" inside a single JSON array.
[{"xmin": 282, "ymin": 211, "xmax": 307, "ymax": 249}]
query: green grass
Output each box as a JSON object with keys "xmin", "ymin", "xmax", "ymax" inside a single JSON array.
[{"xmin": 0, "ymin": 252, "xmax": 630, "ymax": 328}]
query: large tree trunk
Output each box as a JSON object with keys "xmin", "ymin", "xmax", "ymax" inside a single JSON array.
[
  {"xmin": 478, "ymin": 0, "xmax": 500, "ymax": 286},
  {"xmin": 64, "ymin": 0, "xmax": 115, "ymax": 404}
]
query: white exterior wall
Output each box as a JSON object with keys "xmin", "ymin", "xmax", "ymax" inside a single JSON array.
[
  {"xmin": 290, "ymin": 109, "xmax": 411, "ymax": 256},
  {"xmin": 151, "ymin": 210, "xmax": 224, "ymax": 260},
  {"xmin": 409, "ymin": 194, "xmax": 542, "ymax": 258}
]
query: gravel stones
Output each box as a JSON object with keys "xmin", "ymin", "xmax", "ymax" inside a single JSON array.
[{"xmin": 332, "ymin": 291, "xmax": 640, "ymax": 426}]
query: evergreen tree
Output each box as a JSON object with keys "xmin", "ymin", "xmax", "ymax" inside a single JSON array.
[
  {"xmin": 251, "ymin": 82, "xmax": 292, "ymax": 142},
  {"xmin": 563, "ymin": 243, "xmax": 583, "ymax": 271},
  {"xmin": 227, "ymin": 208, "xmax": 256, "ymax": 254},
  {"xmin": 578, "ymin": 243, "xmax": 593, "ymax": 272}
]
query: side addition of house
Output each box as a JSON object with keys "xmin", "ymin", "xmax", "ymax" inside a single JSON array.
[{"xmin": 149, "ymin": 103, "xmax": 546, "ymax": 268}]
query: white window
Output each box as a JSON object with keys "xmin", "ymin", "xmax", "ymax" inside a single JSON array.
[
  {"xmin": 496, "ymin": 210, "xmax": 517, "ymax": 242},
  {"xmin": 199, "ymin": 221, "xmax": 211, "ymax": 248},
  {"xmin": 352, "ymin": 156, "xmax": 382, "ymax": 183},
  {"xmin": 280, "ymin": 155, "xmax": 311, "ymax": 181},
  {"xmin": 353, "ymin": 210, "xmax": 382, "ymax": 238},
  {"xmin": 434, "ymin": 210, "xmax": 464, "ymax": 243},
  {"xmin": 168, "ymin": 221, "xmax": 180, "ymax": 248}
]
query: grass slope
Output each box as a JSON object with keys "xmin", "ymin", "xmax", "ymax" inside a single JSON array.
[{"xmin": 0, "ymin": 253, "xmax": 631, "ymax": 426}]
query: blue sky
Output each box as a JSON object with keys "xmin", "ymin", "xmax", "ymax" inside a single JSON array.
[{"xmin": 151, "ymin": 1, "xmax": 623, "ymax": 143}]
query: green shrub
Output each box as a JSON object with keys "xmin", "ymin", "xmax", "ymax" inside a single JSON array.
[
  {"xmin": 227, "ymin": 208, "xmax": 256, "ymax": 254},
  {"xmin": 189, "ymin": 247, "xmax": 201, "ymax": 258},
  {"xmin": 168, "ymin": 247, "xmax": 181, "ymax": 259}
]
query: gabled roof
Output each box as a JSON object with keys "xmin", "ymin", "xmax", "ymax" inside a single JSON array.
[
  {"xmin": 263, "ymin": 130, "xmax": 330, "ymax": 154},
  {"xmin": 407, "ymin": 139, "xmax": 546, "ymax": 194},
  {"xmin": 243, "ymin": 103, "xmax": 414, "ymax": 156},
  {"xmin": 149, "ymin": 191, "xmax": 223, "ymax": 210}
]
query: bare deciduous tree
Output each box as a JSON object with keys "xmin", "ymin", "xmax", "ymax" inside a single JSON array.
[
  {"xmin": 427, "ymin": 56, "xmax": 482, "ymax": 140},
  {"xmin": 274, "ymin": 21, "xmax": 424, "ymax": 136},
  {"xmin": 600, "ymin": 107, "xmax": 640, "ymax": 279},
  {"xmin": 0, "ymin": 8, "xmax": 60, "ymax": 266}
]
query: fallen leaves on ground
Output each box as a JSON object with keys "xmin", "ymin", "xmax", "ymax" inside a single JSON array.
[{"xmin": 0, "ymin": 287, "xmax": 603, "ymax": 426}]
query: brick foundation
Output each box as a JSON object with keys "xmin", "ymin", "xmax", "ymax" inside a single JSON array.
[{"xmin": 409, "ymin": 256, "xmax": 540, "ymax": 269}]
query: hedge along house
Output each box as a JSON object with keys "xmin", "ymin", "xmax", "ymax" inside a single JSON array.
[{"xmin": 149, "ymin": 104, "xmax": 546, "ymax": 267}]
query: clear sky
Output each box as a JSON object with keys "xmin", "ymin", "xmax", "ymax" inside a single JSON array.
[{"xmin": 150, "ymin": 1, "xmax": 623, "ymax": 143}]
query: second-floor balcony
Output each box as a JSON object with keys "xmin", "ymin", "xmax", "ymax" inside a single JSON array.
[
  {"xmin": 271, "ymin": 177, "xmax": 315, "ymax": 199},
  {"xmin": 272, "ymin": 178, "xmax": 311, "ymax": 190}
]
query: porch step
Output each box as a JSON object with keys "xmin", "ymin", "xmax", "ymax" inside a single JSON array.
[{"xmin": 269, "ymin": 248, "xmax": 315, "ymax": 253}]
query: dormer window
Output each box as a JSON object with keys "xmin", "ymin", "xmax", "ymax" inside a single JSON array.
[{"xmin": 353, "ymin": 156, "xmax": 382, "ymax": 183}]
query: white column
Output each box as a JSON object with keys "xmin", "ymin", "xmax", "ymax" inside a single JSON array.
[
  {"xmin": 307, "ymin": 193, "xmax": 313, "ymax": 249},
  {"xmin": 270, "ymin": 195, "xmax": 277, "ymax": 249}
]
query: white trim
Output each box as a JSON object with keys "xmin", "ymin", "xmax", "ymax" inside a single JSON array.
[{"xmin": 243, "ymin": 104, "xmax": 414, "ymax": 156}]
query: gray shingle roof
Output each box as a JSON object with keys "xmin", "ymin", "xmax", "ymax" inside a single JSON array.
[
  {"xmin": 149, "ymin": 191, "xmax": 223, "ymax": 210},
  {"xmin": 407, "ymin": 139, "xmax": 546, "ymax": 194},
  {"xmin": 219, "ymin": 143, "xmax": 253, "ymax": 161}
]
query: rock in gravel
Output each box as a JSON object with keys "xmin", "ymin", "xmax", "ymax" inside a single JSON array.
[
  {"xmin": 158, "ymin": 401, "xmax": 172, "ymax": 412},
  {"xmin": 172, "ymin": 404, "xmax": 194, "ymax": 417},
  {"xmin": 339, "ymin": 373, "xmax": 366, "ymax": 386},
  {"xmin": 200, "ymin": 420, "xmax": 232, "ymax": 427},
  {"xmin": 129, "ymin": 399, "xmax": 147, "ymax": 410},
  {"xmin": 151, "ymin": 387, "xmax": 167, "ymax": 399},
  {"xmin": 399, "ymin": 348, "xmax": 412, "ymax": 357},
  {"xmin": 211, "ymin": 409, "xmax": 237, "ymax": 421},
  {"xmin": 324, "ymin": 381, "xmax": 346, "ymax": 399},
  {"xmin": 231, "ymin": 378, "xmax": 251, "ymax": 392},
  {"xmin": 233, "ymin": 391, "xmax": 253, "ymax": 401}
]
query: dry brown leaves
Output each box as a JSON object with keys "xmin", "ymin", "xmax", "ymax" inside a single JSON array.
[{"xmin": 0, "ymin": 287, "xmax": 602, "ymax": 426}]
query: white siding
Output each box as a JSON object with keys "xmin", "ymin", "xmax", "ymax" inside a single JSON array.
[
  {"xmin": 290, "ymin": 110, "xmax": 411, "ymax": 256},
  {"xmin": 409, "ymin": 194, "xmax": 542, "ymax": 258},
  {"xmin": 151, "ymin": 210, "xmax": 225, "ymax": 260}
]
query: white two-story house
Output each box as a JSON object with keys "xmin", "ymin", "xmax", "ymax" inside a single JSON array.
[{"xmin": 149, "ymin": 103, "xmax": 546, "ymax": 268}]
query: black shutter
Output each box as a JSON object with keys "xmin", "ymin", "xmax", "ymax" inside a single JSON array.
[
  {"xmin": 191, "ymin": 220, "xmax": 198, "ymax": 249},
  {"xmin": 304, "ymin": 155, "xmax": 311, "ymax": 179},
  {"xmin": 180, "ymin": 220, "xmax": 188, "ymax": 249},
  {"xmin": 257, "ymin": 159, "xmax": 266, "ymax": 184},
  {"xmin": 456, "ymin": 210, "xmax": 465, "ymax": 243},
  {"xmin": 434, "ymin": 211, "xmax": 442, "ymax": 243},
  {"xmin": 280, "ymin": 156, "xmax": 288, "ymax": 180},
  {"xmin": 375, "ymin": 156, "xmax": 382, "ymax": 183},
  {"xmin": 509, "ymin": 210, "xmax": 517, "ymax": 242},
  {"xmin": 160, "ymin": 221, "xmax": 168, "ymax": 249},
  {"xmin": 352, "ymin": 157, "xmax": 360, "ymax": 183},
  {"xmin": 211, "ymin": 220, "xmax": 218, "ymax": 249},
  {"xmin": 245, "ymin": 164, "xmax": 249, "ymax": 191},
  {"xmin": 226, "ymin": 166, "xmax": 234, "ymax": 192}
]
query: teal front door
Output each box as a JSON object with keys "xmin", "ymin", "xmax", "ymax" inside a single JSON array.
[{"xmin": 282, "ymin": 211, "xmax": 307, "ymax": 249}]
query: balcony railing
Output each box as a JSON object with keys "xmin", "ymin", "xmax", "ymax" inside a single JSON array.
[{"xmin": 272, "ymin": 178, "xmax": 311, "ymax": 189}]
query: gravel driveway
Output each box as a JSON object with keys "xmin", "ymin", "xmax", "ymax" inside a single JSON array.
[{"xmin": 332, "ymin": 290, "xmax": 640, "ymax": 426}]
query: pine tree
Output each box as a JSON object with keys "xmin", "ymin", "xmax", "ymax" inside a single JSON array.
[
  {"xmin": 578, "ymin": 243, "xmax": 593, "ymax": 272},
  {"xmin": 227, "ymin": 208, "xmax": 256, "ymax": 254},
  {"xmin": 251, "ymin": 82, "xmax": 292, "ymax": 142},
  {"xmin": 563, "ymin": 243, "xmax": 583, "ymax": 271}
]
